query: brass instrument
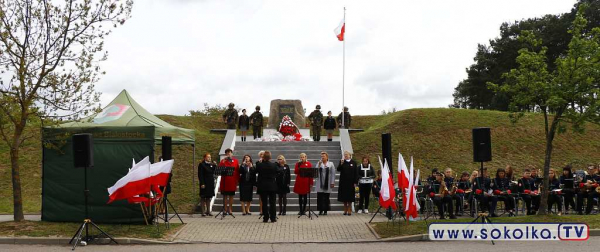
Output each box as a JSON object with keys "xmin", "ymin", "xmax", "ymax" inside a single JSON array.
[
  {"xmin": 439, "ymin": 180, "xmax": 449, "ymax": 196},
  {"xmin": 450, "ymin": 181, "xmax": 458, "ymax": 195}
]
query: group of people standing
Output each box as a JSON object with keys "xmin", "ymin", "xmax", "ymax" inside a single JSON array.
[
  {"xmin": 197, "ymin": 149, "xmax": 376, "ymax": 222},
  {"xmin": 424, "ymin": 164, "xmax": 600, "ymax": 219},
  {"xmin": 222, "ymin": 103, "xmax": 263, "ymax": 141},
  {"xmin": 307, "ymin": 105, "xmax": 352, "ymax": 141}
]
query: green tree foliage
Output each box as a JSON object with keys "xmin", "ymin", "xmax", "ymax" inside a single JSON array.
[
  {"xmin": 488, "ymin": 5, "xmax": 600, "ymax": 214},
  {"xmin": 0, "ymin": 0, "xmax": 132, "ymax": 221},
  {"xmin": 452, "ymin": 0, "xmax": 599, "ymax": 110}
]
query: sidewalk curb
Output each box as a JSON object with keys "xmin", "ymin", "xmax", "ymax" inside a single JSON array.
[{"xmin": 0, "ymin": 237, "xmax": 177, "ymax": 245}]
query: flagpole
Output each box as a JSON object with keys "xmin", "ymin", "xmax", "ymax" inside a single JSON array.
[{"xmin": 342, "ymin": 7, "xmax": 346, "ymax": 128}]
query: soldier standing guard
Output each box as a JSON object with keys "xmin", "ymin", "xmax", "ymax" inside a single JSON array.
[
  {"xmin": 222, "ymin": 103, "xmax": 238, "ymax": 130},
  {"xmin": 308, "ymin": 105, "xmax": 323, "ymax": 141},
  {"xmin": 250, "ymin": 106, "xmax": 263, "ymax": 139},
  {"xmin": 337, "ymin": 106, "xmax": 352, "ymax": 129}
]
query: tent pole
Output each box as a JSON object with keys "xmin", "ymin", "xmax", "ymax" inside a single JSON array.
[{"xmin": 192, "ymin": 144, "xmax": 196, "ymax": 204}]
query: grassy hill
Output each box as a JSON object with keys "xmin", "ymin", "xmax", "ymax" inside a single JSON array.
[{"xmin": 1, "ymin": 108, "xmax": 600, "ymax": 215}]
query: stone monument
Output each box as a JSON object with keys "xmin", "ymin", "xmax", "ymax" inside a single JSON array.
[{"xmin": 268, "ymin": 100, "xmax": 305, "ymax": 128}]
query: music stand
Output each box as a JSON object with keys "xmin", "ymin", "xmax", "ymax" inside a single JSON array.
[
  {"xmin": 214, "ymin": 166, "xmax": 236, "ymax": 220},
  {"xmin": 298, "ymin": 167, "xmax": 319, "ymax": 220}
]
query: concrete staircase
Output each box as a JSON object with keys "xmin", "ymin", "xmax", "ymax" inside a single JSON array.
[{"xmin": 212, "ymin": 141, "xmax": 344, "ymax": 213}]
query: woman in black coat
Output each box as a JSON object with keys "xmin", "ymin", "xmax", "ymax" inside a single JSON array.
[
  {"xmin": 324, "ymin": 111, "xmax": 336, "ymax": 142},
  {"xmin": 198, "ymin": 153, "xmax": 216, "ymax": 217},
  {"xmin": 256, "ymin": 151, "xmax": 278, "ymax": 223},
  {"xmin": 239, "ymin": 155, "xmax": 256, "ymax": 215},
  {"xmin": 275, "ymin": 155, "xmax": 291, "ymax": 215},
  {"xmin": 238, "ymin": 109, "xmax": 250, "ymax": 142},
  {"xmin": 337, "ymin": 151, "xmax": 359, "ymax": 215}
]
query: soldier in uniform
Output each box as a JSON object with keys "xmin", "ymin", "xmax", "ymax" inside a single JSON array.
[
  {"xmin": 222, "ymin": 103, "xmax": 238, "ymax": 130},
  {"xmin": 250, "ymin": 106, "xmax": 263, "ymax": 139},
  {"xmin": 337, "ymin": 106, "xmax": 352, "ymax": 129},
  {"xmin": 308, "ymin": 105, "xmax": 323, "ymax": 141}
]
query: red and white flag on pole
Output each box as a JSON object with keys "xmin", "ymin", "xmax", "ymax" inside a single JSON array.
[
  {"xmin": 107, "ymin": 157, "xmax": 174, "ymax": 203},
  {"xmin": 405, "ymin": 157, "xmax": 420, "ymax": 220},
  {"xmin": 334, "ymin": 18, "xmax": 345, "ymax": 41},
  {"xmin": 398, "ymin": 153, "xmax": 410, "ymax": 210},
  {"xmin": 378, "ymin": 156, "xmax": 396, "ymax": 210}
]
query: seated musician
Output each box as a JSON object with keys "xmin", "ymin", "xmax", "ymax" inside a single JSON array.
[
  {"xmin": 428, "ymin": 171, "xmax": 456, "ymax": 219},
  {"xmin": 518, "ymin": 168, "xmax": 541, "ymax": 215},
  {"xmin": 444, "ymin": 168, "xmax": 460, "ymax": 216},
  {"xmin": 576, "ymin": 164, "xmax": 600, "ymax": 215},
  {"xmin": 455, "ymin": 172, "xmax": 472, "ymax": 216},
  {"xmin": 560, "ymin": 165, "xmax": 576, "ymax": 212},
  {"xmin": 547, "ymin": 168, "xmax": 563, "ymax": 215},
  {"xmin": 492, "ymin": 168, "xmax": 515, "ymax": 216},
  {"xmin": 427, "ymin": 168, "xmax": 439, "ymax": 185},
  {"xmin": 472, "ymin": 167, "xmax": 498, "ymax": 217}
]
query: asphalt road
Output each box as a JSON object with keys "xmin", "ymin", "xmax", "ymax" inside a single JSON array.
[{"xmin": 0, "ymin": 238, "xmax": 597, "ymax": 252}]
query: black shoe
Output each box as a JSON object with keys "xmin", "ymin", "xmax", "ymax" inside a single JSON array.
[
  {"xmin": 343, "ymin": 212, "xmax": 348, "ymax": 216},
  {"xmin": 201, "ymin": 214, "xmax": 206, "ymax": 217},
  {"xmin": 271, "ymin": 219, "xmax": 277, "ymax": 223},
  {"xmin": 247, "ymin": 212, "xmax": 252, "ymax": 215},
  {"xmin": 298, "ymin": 211, "xmax": 302, "ymax": 216},
  {"xmin": 282, "ymin": 212, "xmax": 286, "ymax": 216},
  {"xmin": 324, "ymin": 211, "xmax": 327, "ymax": 215},
  {"xmin": 206, "ymin": 212, "xmax": 213, "ymax": 216},
  {"xmin": 263, "ymin": 219, "xmax": 268, "ymax": 223},
  {"xmin": 242, "ymin": 213, "xmax": 247, "ymax": 216},
  {"xmin": 450, "ymin": 215, "xmax": 457, "ymax": 219},
  {"xmin": 319, "ymin": 211, "xmax": 323, "ymax": 215}
]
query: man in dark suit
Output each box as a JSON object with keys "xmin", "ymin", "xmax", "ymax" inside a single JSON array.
[{"xmin": 256, "ymin": 151, "xmax": 278, "ymax": 222}]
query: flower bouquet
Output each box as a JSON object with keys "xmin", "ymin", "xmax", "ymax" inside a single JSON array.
[{"xmin": 278, "ymin": 115, "xmax": 299, "ymax": 136}]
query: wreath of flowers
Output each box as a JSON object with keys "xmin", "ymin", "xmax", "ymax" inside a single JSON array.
[{"xmin": 278, "ymin": 115, "xmax": 299, "ymax": 136}]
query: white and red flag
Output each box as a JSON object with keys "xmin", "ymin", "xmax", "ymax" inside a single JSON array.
[
  {"xmin": 398, "ymin": 154, "xmax": 410, "ymax": 192},
  {"xmin": 107, "ymin": 157, "xmax": 174, "ymax": 203},
  {"xmin": 405, "ymin": 157, "xmax": 420, "ymax": 220},
  {"xmin": 378, "ymin": 156, "xmax": 396, "ymax": 210},
  {"xmin": 334, "ymin": 18, "xmax": 345, "ymax": 41}
]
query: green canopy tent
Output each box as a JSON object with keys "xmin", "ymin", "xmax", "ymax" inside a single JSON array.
[{"xmin": 41, "ymin": 90, "xmax": 195, "ymax": 223}]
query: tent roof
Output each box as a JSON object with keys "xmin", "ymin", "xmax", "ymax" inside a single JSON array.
[{"xmin": 52, "ymin": 89, "xmax": 195, "ymax": 144}]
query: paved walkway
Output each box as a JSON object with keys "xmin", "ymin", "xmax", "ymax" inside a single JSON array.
[{"xmin": 175, "ymin": 213, "xmax": 387, "ymax": 243}]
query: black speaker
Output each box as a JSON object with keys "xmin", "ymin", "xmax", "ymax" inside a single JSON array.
[
  {"xmin": 162, "ymin": 136, "xmax": 172, "ymax": 161},
  {"xmin": 472, "ymin": 128, "xmax": 492, "ymax": 162},
  {"xmin": 382, "ymin": 133, "xmax": 393, "ymax": 176},
  {"xmin": 73, "ymin": 133, "xmax": 93, "ymax": 168}
]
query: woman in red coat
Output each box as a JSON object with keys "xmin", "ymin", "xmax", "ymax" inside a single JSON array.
[
  {"xmin": 293, "ymin": 153, "xmax": 313, "ymax": 215},
  {"xmin": 218, "ymin": 148, "xmax": 239, "ymax": 215}
]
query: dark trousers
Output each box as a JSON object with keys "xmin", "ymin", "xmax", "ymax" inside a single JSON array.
[
  {"xmin": 562, "ymin": 189, "xmax": 576, "ymax": 211},
  {"xmin": 475, "ymin": 194, "xmax": 495, "ymax": 213},
  {"xmin": 548, "ymin": 193, "xmax": 563, "ymax": 212},
  {"xmin": 253, "ymin": 126, "xmax": 262, "ymax": 139},
  {"xmin": 358, "ymin": 183, "xmax": 372, "ymax": 210},
  {"xmin": 577, "ymin": 191, "xmax": 598, "ymax": 214},
  {"xmin": 227, "ymin": 123, "xmax": 236, "ymax": 129},
  {"xmin": 450, "ymin": 194, "xmax": 462, "ymax": 214},
  {"xmin": 492, "ymin": 195, "xmax": 515, "ymax": 212},
  {"xmin": 433, "ymin": 196, "xmax": 454, "ymax": 217},
  {"xmin": 298, "ymin": 194, "xmax": 308, "ymax": 213},
  {"xmin": 278, "ymin": 193, "xmax": 287, "ymax": 213},
  {"xmin": 312, "ymin": 126, "xmax": 321, "ymax": 141},
  {"xmin": 317, "ymin": 192, "xmax": 330, "ymax": 211},
  {"xmin": 521, "ymin": 194, "xmax": 541, "ymax": 213},
  {"xmin": 260, "ymin": 192, "xmax": 277, "ymax": 221}
]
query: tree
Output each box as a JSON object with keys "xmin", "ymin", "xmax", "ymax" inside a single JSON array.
[
  {"xmin": 0, "ymin": 0, "xmax": 132, "ymax": 221},
  {"xmin": 488, "ymin": 5, "xmax": 600, "ymax": 215},
  {"xmin": 453, "ymin": 0, "xmax": 600, "ymax": 110}
]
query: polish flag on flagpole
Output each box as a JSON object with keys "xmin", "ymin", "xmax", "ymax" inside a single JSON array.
[
  {"xmin": 107, "ymin": 157, "xmax": 174, "ymax": 203},
  {"xmin": 334, "ymin": 18, "xmax": 345, "ymax": 41},
  {"xmin": 404, "ymin": 157, "xmax": 420, "ymax": 220},
  {"xmin": 398, "ymin": 153, "xmax": 410, "ymax": 210},
  {"xmin": 378, "ymin": 156, "xmax": 396, "ymax": 210}
]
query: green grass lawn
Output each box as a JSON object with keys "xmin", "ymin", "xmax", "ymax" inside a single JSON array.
[
  {"xmin": 3, "ymin": 108, "xmax": 600, "ymax": 215},
  {"xmin": 0, "ymin": 221, "xmax": 182, "ymax": 240},
  {"xmin": 372, "ymin": 214, "xmax": 600, "ymax": 238}
]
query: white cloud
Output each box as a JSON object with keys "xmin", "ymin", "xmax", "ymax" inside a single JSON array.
[{"xmin": 97, "ymin": 0, "xmax": 577, "ymax": 116}]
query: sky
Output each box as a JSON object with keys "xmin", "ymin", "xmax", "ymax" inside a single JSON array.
[{"xmin": 97, "ymin": 0, "xmax": 578, "ymax": 116}]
